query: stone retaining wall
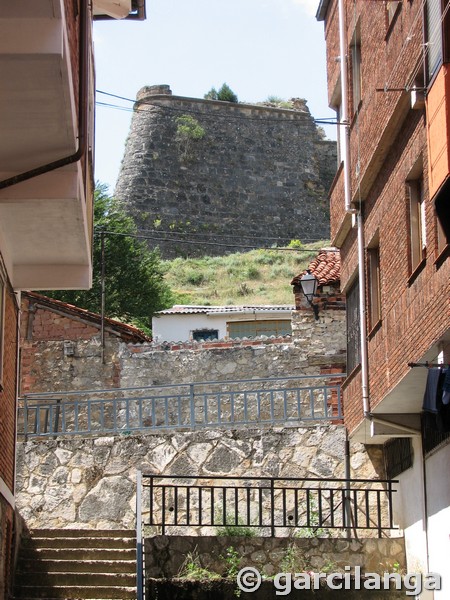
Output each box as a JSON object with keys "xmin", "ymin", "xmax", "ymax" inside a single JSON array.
[
  {"xmin": 145, "ymin": 535, "xmax": 406, "ymax": 579},
  {"xmin": 15, "ymin": 426, "xmax": 385, "ymax": 530}
]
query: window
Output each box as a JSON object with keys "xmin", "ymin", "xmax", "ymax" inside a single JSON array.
[
  {"xmin": 330, "ymin": 80, "xmax": 346, "ymax": 166},
  {"xmin": 192, "ymin": 329, "xmax": 219, "ymax": 342},
  {"xmin": 367, "ymin": 244, "xmax": 381, "ymax": 330},
  {"xmin": 434, "ymin": 177, "xmax": 450, "ymax": 253},
  {"xmin": 0, "ymin": 272, "xmax": 4, "ymax": 387},
  {"xmin": 384, "ymin": 438, "xmax": 414, "ymax": 479},
  {"xmin": 350, "ymin": 24, "xmax": 362, "ymax": 112},
  {"xmin": 228, "ymin": 320, "xmax": 291, "ymax": 339},
  {"xmin": 425, "ymin": 0, "xmax": 450, "ymax": 83},
  {"xmin": 386, "ymin": 1, "xmax": 401, "ymax": 27},
  {"xmin": 346, "ymin": 278, "xmax": 361, "ymax": 374},
  {"xmin": 408, "ymin": 177, "xmax": 426, "ymax": 272}
]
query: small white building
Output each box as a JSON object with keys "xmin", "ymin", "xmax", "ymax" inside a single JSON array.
[{"xmin": 152, "ymin": 305, "xmax": 295, "ymax": 342}]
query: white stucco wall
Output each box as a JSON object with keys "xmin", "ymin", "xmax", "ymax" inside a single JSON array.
[
  {"xmin": 393, "ymin": 437, "xmax": 450, "ymax": 600},
  {"xmin": 152, "ymin": 313, "xmax": 228, "ymax": 342},
  {"xmin": 425, "ymin": 442, "xmax": 450, "ymax": 600},
  {"xmin": 152, "ymin": 309, "xmax": 293, "ymax": 342}
]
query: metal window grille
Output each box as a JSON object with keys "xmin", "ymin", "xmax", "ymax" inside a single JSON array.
[
  {"xmin": 384, "ymin": 437, "xmax": 414, "ymax": 479},
  {"xmin": 422, "ymin": 417, "xmax": 450, "ymax": 456},
  {"xmin": 346, "ymin": 279, "xmax": 361, "ymax": 374}
]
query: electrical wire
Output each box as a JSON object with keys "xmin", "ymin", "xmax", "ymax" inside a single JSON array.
[
  {"xmin": 95, "ymin": 89, "xmax": 338, "ymax": 126},
  {"xmin": 93, "ymin": 228, "xmax": 339, "ymax": 252}
]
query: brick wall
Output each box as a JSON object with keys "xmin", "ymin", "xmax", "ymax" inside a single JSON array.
[
  {"xmin": 0, "ymin": 277, "xmax": 18, "ymax": 600},
  {"xmin": 20, "ymin": 297, "xmax": 121, "ymax": 395},
  {"xmin": 320, "ymin": 1, "xmax": 450, "ymax": 434}
]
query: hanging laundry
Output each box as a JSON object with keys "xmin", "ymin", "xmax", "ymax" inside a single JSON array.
[{"xmin": 422, "ymin": 367, "xmax": 450, "ymax": 433}]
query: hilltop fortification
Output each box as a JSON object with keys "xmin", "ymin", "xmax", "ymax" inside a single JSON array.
[{"xmin": 115, "ymin": 85, "xmax": 337, "ymax": 257}]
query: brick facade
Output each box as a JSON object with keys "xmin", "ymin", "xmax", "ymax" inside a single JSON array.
[
  {"xmin": 20, "ymin": 293, "xmax": 149, "ymax": 395},
  {"xmin": 0, "ymin": 273, "xmax": 19, "ymax": 600},
  {"xmin": 319, "ymin": 0, "xmax": 450, "ymax": 434}
]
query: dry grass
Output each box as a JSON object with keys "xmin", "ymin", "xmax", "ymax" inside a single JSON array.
[{"xmin": 162, "ymin": 241, "xmax": 328, "ymax": 306}]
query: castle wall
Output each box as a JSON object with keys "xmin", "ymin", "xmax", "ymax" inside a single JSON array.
[{"xmin": 114, "ymin": 86, "xmax": 337, "ymax": 257}]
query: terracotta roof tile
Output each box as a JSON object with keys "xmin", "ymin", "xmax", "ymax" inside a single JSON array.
[
  {"xmin": 291, "ymin": 248, "xmax": 341, "ymax": 286},
  {"xmin": 22, "ymin": 292, "xmax": 151, "ymax": 343}
]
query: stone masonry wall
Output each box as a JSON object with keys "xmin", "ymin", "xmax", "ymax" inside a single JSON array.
[
  {"xmin": 114, "ymin": 85, "xmax": 337, "ymax": 257},
  {"xmin": 146, "ymin": 535, "xmax": 405, "ymax": 579},
  {"xmin": 15, "ymin": 426, "xmax": 385, "ymax": 531},
  {"xmin": 120, "ymin": 311, "xmax": 346, "ymax": 388}
]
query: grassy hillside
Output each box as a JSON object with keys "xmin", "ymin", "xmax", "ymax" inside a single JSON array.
[{"xmin": 162, "ymin": 241, "xmax": 328, "ymax": 306}]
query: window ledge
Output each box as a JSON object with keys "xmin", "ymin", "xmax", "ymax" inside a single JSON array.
[
  {"xmin": 342, "ymin": 363, "xmax": 362, "ymax": 391},
  {"xmin": 368, "ymin": 320, "xmax": 382, "ymax": 339},
  {"xmin": 435, "ymin": 244, "xmax": 449, "ymax": 268},
  {"xmin": 385, "ymin": 3, "xmax": 402, "ymax": 41},
  {"xmin": 408, "ymin": 256, "xmax": 426, "ymax": 286}
]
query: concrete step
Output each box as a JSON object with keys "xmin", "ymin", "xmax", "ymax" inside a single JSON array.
[
  {"xmin": 19, "ymin": 547, "xmax": 136, "ymax": 561},
  {"xmin": 13, "ymin": 585, "xmax": 137, "ymax": 599},
  {"xmin": 13, "ymin": 530, "xmax": 138, "ymax": 600},
  {"xmin": 16, "ymin": 558, "xmax": 136, "ymax": 574},
  {"xmin": 14, "ymin": 572, "xmax": 136, "ymax": 586},
  {"xmin": 27, "ymin": 529, "xmax": 135, "ymax": 538},
  {"xmin": 21, "ymin": 536, "xmax": 136, "ymax": 549}
]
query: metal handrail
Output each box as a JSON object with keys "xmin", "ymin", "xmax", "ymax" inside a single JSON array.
[
  {"xmin": 141, "ymin": 474, "xmax": 397, "ymax": 539},
  {"xmin": 18, "ymin": 374, "xmax": 345, "ymax": 438},
  {"xmin": 136, "ymin": 470, "xmax": 144, "ymax": 600}
]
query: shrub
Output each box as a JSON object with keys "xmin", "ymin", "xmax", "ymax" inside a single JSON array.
[{"xmin": 217, "ymin": 83, "xmax": 238, "ymax": 103}]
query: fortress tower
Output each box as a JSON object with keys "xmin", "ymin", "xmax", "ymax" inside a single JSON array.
[{"xmin": 115, "ymin": 85, "xmax": 337, "ymax": 257}]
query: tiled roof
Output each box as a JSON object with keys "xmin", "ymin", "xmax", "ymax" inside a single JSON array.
[
  {"xmin": 23, "ymin": 292, "xmax": 151, "ymax": 343},
  {"xmin": 156, "ymin": 305, "xmax": 295, "ymax": 316},
  {"xmin": 291, "ymin": 248, "xmax": 341, "ymax": 286}
]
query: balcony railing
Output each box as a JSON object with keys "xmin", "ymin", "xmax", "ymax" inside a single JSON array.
[
  {"xmin": 17, "ymin": 374, "xmax": 344, "ymax": 439},
  {"xmin": 139, "ymin": 474, "xmax": 397, "ymax": 539}
]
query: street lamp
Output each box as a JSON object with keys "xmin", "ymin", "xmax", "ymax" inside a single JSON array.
[{"xmin": 299, "ymin": 270, "xmax": 319, "ymax": 320}]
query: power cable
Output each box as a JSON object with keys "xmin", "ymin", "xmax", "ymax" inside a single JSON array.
[
  {"xmin": 93, "ymin": 228, "xmax": 338, "ymax": 252},
  {"xmin": 95, "ymin": 90, "xmax": 338, "ymax": 126}
]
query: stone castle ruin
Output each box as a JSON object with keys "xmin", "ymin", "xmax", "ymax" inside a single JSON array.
[{"xmin": 114, "ymin": 85, "xmax": 337, "ymax": 257}]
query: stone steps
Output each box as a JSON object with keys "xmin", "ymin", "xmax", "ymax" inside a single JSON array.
[{"xmin": 13, "ymin": 529, "xmax": 138, "ymax": 600}]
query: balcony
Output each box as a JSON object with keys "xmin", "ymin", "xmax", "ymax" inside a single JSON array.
[{"xmin": 427, "ymin": 64, "xmax": 450, "ymax": 200}]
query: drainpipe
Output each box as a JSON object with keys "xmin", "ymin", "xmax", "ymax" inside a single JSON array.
[
  {"xmin": 338, "ymin": 0, "xmax": 369, "ymax": 418},
  {"xmin": 357, "ymin": 213, "xmax": 370, "ymax": 417},
  {"xmin": 338, "ymin": 0, "xmax": 356, "ymax": 214},
  {"xmin": 0, "ymin": 0, "xmax": 89, "ymax": 191}
]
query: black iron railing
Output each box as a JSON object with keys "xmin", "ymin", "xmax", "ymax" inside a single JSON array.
[{"xmin": 139, "ymin": 474, "xmax": 397, "ymax": 539}]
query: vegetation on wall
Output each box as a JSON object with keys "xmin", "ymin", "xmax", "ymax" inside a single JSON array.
[
  {"xmin": 175, "ymin": 114, "xmax": 206, "ymax": 161},
  {"xmin": 41, "ymin": 184, "xmax": 173, "ymax": 333}
]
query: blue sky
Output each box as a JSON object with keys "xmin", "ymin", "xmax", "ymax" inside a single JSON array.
[{"xmin": 93, "ymin": 0, "xmax": 334, "ymax": 192}]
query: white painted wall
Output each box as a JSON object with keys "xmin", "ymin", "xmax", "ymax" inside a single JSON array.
[
  {"xmin": 425, "ymin": 442, "xmax": 450, "ymax": 600},
  {"xmin": 393, "ymin": 437, "xmax": 450, "ymax": 600},
  {"xmin": 152, "ymin": 310, "xmax": 293, "ymax": 342},
  {"xmin": 152, "ymin": 313, "xmax": 227, "ymax": 342}
]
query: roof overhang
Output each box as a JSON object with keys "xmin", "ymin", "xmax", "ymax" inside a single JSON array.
[
  {"xmin": 350, "ymin": 334, "xmax": 450, "ymax": 443},
  {"xmin": 0, "ymin": 1, "xmax": 92, "ymax": 290},
  {"xmin": 93, "ymin": 0, "xmax": 146, "ymax": 20},
  {"xmin": 316, "ymin": 0, "xmax": 331, "ymax": 21}
]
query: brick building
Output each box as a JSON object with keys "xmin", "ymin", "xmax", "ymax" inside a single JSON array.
[
  {"xmin": 317, "ymin": 1, "xmax": 449, "ymax": 596},
  {"xmin": 0, "ymin": 2, "xmax": 145, "ymax": 597}
]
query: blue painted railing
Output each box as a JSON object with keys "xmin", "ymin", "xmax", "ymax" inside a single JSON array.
[{"xmin": 17, "ymin": 374, "xmax": 344, "ymax": 438}]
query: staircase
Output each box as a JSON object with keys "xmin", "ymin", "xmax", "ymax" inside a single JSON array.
[{"xmin": 13, "ymin": 529, "xmax": 138, "ymax": 599}]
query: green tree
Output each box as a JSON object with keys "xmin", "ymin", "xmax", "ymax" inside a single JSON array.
[
  {"xmin": 204, "ymin": 83, "xmax": 238, "ymax": 103},
  {"xmin": 204, "ymin": 87, "xmax": 218, "ymax": 100},
  {"xmin": 41, "ymin": 184, "xmax": 173, "ymax": 333},
  {"xmin": 217, "ymin": 83, "xmax": 238, "ymax": 102}
]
